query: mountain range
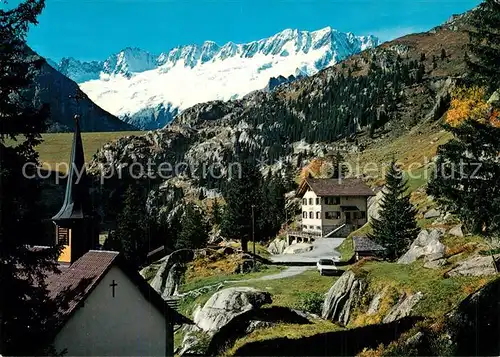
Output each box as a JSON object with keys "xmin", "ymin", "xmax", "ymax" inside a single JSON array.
[{"xmin": 51, "ymin": 27, "xmax": 379, "ymax": 130}]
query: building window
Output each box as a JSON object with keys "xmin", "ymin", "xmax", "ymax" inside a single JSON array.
[
  {"xmin": 303, "ymin": 198, "xmax": 307, "ymax": 205},
  {"xmin": 325, "ymin": 211, "xmax": 341, "ymax": 220},
  {"xmin": 309, "ymin": 198, "xmax": 313, "ymax": 205},
  {"xmin": 309, "ymin": 212, "xmax": 313, "ymax": 219},
  {"xmin": 316, "ymin": 226, "xmax": 321, "ymax": 230},
  {"xmin": 303, "ymin": 212, "xmax": 307, "ymax": 218},
  {"xmin": 325, "ymin": 196, "xmax": 340, "ymax": 205},
  {"xmin": 316, "ymin": 212, "xmax": 321, "ymax": 219},
  {"xmin": 316, "ymin": 197, "xmax": 320, "ymax": 205}
]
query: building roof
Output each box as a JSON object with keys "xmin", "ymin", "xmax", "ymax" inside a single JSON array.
[
  {"xmin": 299, "ymin": 178, "xmax": 375, "ymax": 197},
  {"xmin": 52, "ymin": 115, "xmax": 93, "ymax": 222},
  {"xmin": 353, "ymin": 236, "xmax": 386, "ymax": 253},
  {"xmin": 45, "ymin": 250, "xmax": 192, "ymax": 331}
]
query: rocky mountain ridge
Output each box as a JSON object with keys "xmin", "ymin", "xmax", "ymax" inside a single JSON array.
[{"xmin": 52, "ymin": 27, "xmax": 379, "ymax": 129}]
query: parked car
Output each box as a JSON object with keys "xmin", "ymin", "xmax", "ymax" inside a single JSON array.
[{"xmin": 317, "ymin": 259, "xmax": 337, "ymax": 275}]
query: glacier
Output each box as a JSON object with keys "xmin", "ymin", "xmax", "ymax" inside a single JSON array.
[{"xmin": 54, "ymin": 27, "xmax": 379, "ymax": 130}]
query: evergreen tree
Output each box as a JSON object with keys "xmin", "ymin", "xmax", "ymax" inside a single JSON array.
[
  {"xmin": 108, "ymin": 184, "xmax": 150, "ymax": 268},
  {"xmin": 176, "ymin": 203, "xmax": 209, "ymax": 250},
  {"xmin": 211, "ymin": 198, "xmax": 222, "ymax": 226},
  {"xmin": 220, "ymin": 161, "xmax": 261, "ymax": 252},
  {"xmin": 428, "ymin": 120, "xmax": 500, "ymax": 234},
  {"xmin": 467, "ymin": 0, "xmax": 500, "ymax": 90},
  {"xmin": 0, "ymin": 1, "xmax": 63, "ymax": 354},
  {"xmin": 369, "ymin": 161, "xmax": 419, "ymax": 260},
  {"xmin": 440, "ymin": 48, "xmax": 447, "ymax": 61}
]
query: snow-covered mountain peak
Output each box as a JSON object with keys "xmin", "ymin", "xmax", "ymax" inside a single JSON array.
[{"xmin": 53, "ymin": 26, "xmax": 379, "ymax": 129}]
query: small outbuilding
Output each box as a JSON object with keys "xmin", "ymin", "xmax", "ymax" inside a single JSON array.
[{"xmin": 353, "ymin": 236, "xmax": 386, "ymax": 261}]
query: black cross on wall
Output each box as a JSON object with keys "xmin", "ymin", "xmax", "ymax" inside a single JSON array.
[{"xmin": 109, "ymin": 280, "xmax": 118, "ymax": 298}]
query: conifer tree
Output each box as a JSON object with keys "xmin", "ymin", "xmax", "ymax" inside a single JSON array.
[
  {"xmin": 220, "ymin": 161, "xmax": 261, "ymax": 252},
  {"xmin": 467, "ymin": 0, "xmax": 500, "ymax": 90},
  {"xmin": 428, "ymin": 120, "xmax": 500, "ymax": 234},
  {"xmin": 108, "ymin": 184, "xmax": 150, "ymax": 268},
  {"xmin": 0, "ymin": 1, "xmax": 63, "ymax": 354},
  {"xmin": 211, "ymin": 198, "xmax": 222, "ymax": 226},
  {"xmin": 176, "ymin": 203, "xmax": 209, "ymax": 250},
  {"xmin": 369, "ymin": 161, "xmax": 419, "ymax": 260}
]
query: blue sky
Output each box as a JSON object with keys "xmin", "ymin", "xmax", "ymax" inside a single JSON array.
[{"xmin": 20, "ymin": 0, "xmax": 481, "ymax": 62}]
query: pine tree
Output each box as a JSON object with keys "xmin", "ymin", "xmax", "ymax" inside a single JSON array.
[
  {"xmin": 109, "ymin": 184, "xmax": 150, "ymax": 268},
  {"xmin": 428, "ymin": 120, "xmax": 500, "ymax": 234},
  {"xmin": 0, "ymin": 1, "xmax": 64, "ymax": 354},
  {"xmin": 467, "ymin": 0, "xmax": 500, "ymax": 90},
  {"xmin": 369, "ymin": 161, "xmax": 419, "ymax": 260},
  {"xmin": 176, "ymin": 203, "xmax": 209, "ymax": 250},
  {"xmin": 220, "ymin": 161, "xmax": 261, "ymax": 252},
  {"xmin": 211, "ymin": 198, "xmax": 222, "ymax": 226}
]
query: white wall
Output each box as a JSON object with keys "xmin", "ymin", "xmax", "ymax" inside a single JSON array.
[
  {"xmin": 301, "ymin": 190, "xmax": 323, "ymax": 233},
  {"xmin": 54, "ymin": 266, "xmax": 167, "ymax": 356}
]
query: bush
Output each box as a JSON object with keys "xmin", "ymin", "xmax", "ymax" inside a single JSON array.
[{"xmin": 296, "ymin": 292, "xmax": 324, "ymax": 315}]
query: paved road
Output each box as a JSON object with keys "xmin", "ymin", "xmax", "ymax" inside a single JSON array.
[{"xmin": 270, "ymin": 238, "xmax": 345, "ymax": 264}]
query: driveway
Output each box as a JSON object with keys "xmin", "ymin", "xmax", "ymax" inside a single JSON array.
[{"xmin": 270, "ymin": 238, "xmax": 345, "ymax": 264}]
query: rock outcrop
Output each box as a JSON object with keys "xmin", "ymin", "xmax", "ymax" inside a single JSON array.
[
  {"xmin": 368, "ymin": 189, "xmax": 384, "ymax": 222},
  {"xmin": 448, "ymin": 225, "xmax": 464, "ymax": 238},
  {"xmin": 283, "ymin": 243, "xmax": 313, "ymax": 255},
  {"xmin": 383, "ymin": 292, "xmax": 423, "ymax": 323},
  {"xmin": 193, "ymin": 287, "xmax": 272, "ymax": 333},
  {"xmin": 149, "ymin": 249, "xmax": 194, "ymax": 298},
  {"xmin": 446, "ymin": 255, "xmax": 499, "ymax": 277},
  {"xmin": 424, "ymin": 208, "xmax": 441, "ymax": 219},
  {"xmin": 398, "ymin": 229, "xmax": 445, "ymax": 264},
  {"xmin": 322, "ymin": 270, "xmax": 365, "ymax": 325},
  {"xmin": 268, "ymin": 238, "xmax": 289, "ymax": 255}
]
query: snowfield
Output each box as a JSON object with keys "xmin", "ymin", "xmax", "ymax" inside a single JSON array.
[{"xmin": 54, "ymin": 27, "xmax": 379, "ymax": 129}]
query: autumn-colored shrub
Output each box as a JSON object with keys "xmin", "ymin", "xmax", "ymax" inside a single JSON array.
[{"xmin": 446, "ymin": 86, "xmax": 499, "ymax": 127}]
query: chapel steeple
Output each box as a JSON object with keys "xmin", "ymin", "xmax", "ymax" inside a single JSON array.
[{"xmin": 52, "ymin": 114, "xmax": 98, "ymax": 264}]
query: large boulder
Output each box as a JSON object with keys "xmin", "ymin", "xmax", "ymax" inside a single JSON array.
[
  {"xmin": 283, "ymin": 242, "xmax": 313, "ymax": 255},
  {"xmin": 322, "ymin": 270, "xmax": 365, "ymax": 325},
  {"xmin": 193, "ymin": 287, "xmax": 272, "ymax": 333},
  {"xmin": 383, "ymin": 292, "xmax": 423, "ymax": 323},
  {"xmin": 398, "ymin": 229, "xmax": 446, "ymax": 265},
  {"xmin": 424, "ymin": 208, "xmax": 441, "ymax": 219},
  {"xmin": 446, "ymin": 255, "xmax": 499, "ymax": 277},
  {"xmin": 268, "ymin": 237, "xmax": 289, "ymax": 255},
  {"xmin": 448, "ymin": 225, "xmax": 464, "ymax": 238},
  {"xmin": 149, "ymin": 249, "xmax": 194, "ymax": 298}
]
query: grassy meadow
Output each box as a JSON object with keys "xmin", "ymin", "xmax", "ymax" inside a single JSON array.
[{"xmin": 30, "ymin": 131, "xmax": 141, "ymax": 173}]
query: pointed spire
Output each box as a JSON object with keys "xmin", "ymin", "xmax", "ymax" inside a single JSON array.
[{"xmin": 52, "ymin": 114, "xmax": 91, "ymax": 221}]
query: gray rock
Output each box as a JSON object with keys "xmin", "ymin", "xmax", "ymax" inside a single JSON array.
[
  {"xmin": 423, "ymin": 254, "xmax": 447, "ymax": 269},
  {"xmin": 193, "ymin": 287, "xmax": 272, "ymax": 333},
  {"xmin": 448, "ymin": 225, "xmax": 464, "ymax": 238},
  {"xmin": 178, "ymin": 326, "xmax": 210, "ymax": 356},
  {"xmin": 424, "ymin": 208, "xmax": 441, "ymax": 219},
  {"xmin": 367, "ymin": 288, "xmax": 387, "ymax": 315},
  {"xmin": 268, "ymin": 238, "xmax": 289, "ymax": 255},
  {"xmin": 283, "ymin": 243, "xmax": 313, "ymax": 255},
  {"xmin": 149, "ymin": 249, "xmax": 194, "ymax": 299},
  {"xmin": 383, "ymin": 292, "xmax": 423, "ymax": 323},
  {"xmin": 446, "ymin": 255, "xmax": 499, "ymax": 277},
  {"xmin": 398, "ymin": 229, "xmax": 445, "ymax": 264},
  {"xmin": 322, "ymin": 270, "xmax": 365, "ymax": 325}
]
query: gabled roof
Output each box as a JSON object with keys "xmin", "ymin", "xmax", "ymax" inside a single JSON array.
[
  {"xmin": 353, "ymin": 236, "xmax": 386, "ymax": 253},
  {"xmin": 45, "ymin": 250, "xmax": 192, "ymax": 331},
  {"xmin": 298, "ymin": 178, "xmax": 375, "ymax": 197}
]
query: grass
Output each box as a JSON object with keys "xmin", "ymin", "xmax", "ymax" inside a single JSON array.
[
  {"xmin": 180, "ymin": 265, "xmax": 284, "ymax": 293},
  {"xmin": 353, "ymin": 260, "xmax": 493, "ymax": 320},
  {"xmin": 22, "ymin": 131, "xmax": 140, "ymax": 173},
  {"xmin": 225, "ymin": 319, "xmax": 341, "ymax": 355},
  {"xmin": 226, "ymin": 241, "xmax": 271, "ymax": 258}
]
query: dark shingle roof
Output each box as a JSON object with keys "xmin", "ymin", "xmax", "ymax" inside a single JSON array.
[
  {"xmin": 45, "ymin": 250, "xmax": 192, "ymax": 329},
  {"xmin": 353, "ymin": 236, "xmax": 386, "ymax": 252},
  {"xmin": 302, "ymin": 178, "xmax": 375, "ymax": 197}
]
